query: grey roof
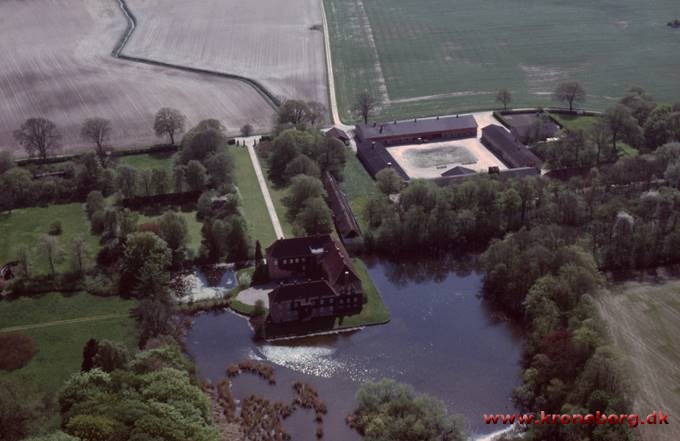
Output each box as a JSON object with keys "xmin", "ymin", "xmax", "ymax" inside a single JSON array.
[
  {"xmin": 441, "ymin": 166, "xmax": 475, "ymax": 177},
  {"xmin": 357, "ymin": 115, "xmax": 477, "ymax": 141},
  {"xmin": 481, "ymin": 125, "xmax": 542, "ymax": 169}
]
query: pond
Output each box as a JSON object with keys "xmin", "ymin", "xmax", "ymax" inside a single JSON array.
[{"xmin": 186, "ymin": 256, "xmax": 524, "ymax": 440}]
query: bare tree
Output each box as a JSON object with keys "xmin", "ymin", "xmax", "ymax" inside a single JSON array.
[
  {"xmin": 70, "ymin": 234, "xmax": 89, "ymax": 274},
  {"xmin": 604, "ymin": 104, "xmax": 641, "ymax": 158},
  {"xmin": 153, "ymin": 108, "xmax": 186, "ymax": 145},
  {"xmin": 496, "ymin": 89, "xmax": 512, "ymax": 111},
  {"xmin": 81, "ymin": 118, "xmax": 112, "ymax": 166},
  {"xmin": 240, "ymin": 123, "xmax": 254, "ymax": 137},
  {"xmin": 306, "ymin": 101, "xmax": 327, "ymax": 126},
  {"xmin": 553, "ymin": 81, "xmax": 586, "ymax": 112},
  {"xmin": 13, "ymin": 117, "xmax": 61, "ymax": 162},
  {"xmin": 38, "ymin": 234, "xmax": 64, "ymax": 277},
  {"xmin": 588, "ymin": 120, "xmax": 611, "ymax": 165},
  {"xmin": 355, "ymin": 91, "xmax": 377, "ymax": 124}
]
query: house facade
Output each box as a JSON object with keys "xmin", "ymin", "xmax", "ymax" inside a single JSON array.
[{"xmin": 266, "ymin": 235, "xmax": 364, "ymax": 324}]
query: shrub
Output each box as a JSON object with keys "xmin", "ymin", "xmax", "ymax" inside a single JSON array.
[
  {"xmin": 49, "ymin": 221, "xmax": 63, "ymax": 235},
  {"xmin": 0, "ymin": 333, "xmax": 38, "ymax": 371}
]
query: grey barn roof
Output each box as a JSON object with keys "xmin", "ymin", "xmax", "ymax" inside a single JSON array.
[
  {"xmin": 481, "ymin": 125, "xmax": 542, "ymax": 169},
  {"xmin": 357, "ymin": 115, "xmax": 477, "ymax": 141}
]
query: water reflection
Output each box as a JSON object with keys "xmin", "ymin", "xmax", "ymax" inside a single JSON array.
[{"xmin": 187, "ymin": 256, "xmax": 523, "ymax": 440}]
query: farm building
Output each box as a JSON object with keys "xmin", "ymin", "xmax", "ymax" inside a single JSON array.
[
  {"xmin": 356, "ymin": 115, "xmax": 478, "ymax": 146},
  {"xmin": 323, "ymin": 173, "xmax": 362, "ymax": 242},
  {"xmin": 480, "ymin": 125, "xmax": 542, "ymax": 169},
  {"xmin": 325, "ymin": 127, "xmax": 350, "ymax": 145},
  {"xmin": 356, "ymin": 140, "xmax": 410, "ymax": 179},
  {"xmin": 266, "ymin": 235, "xmax": 364, "ymax": 324}
]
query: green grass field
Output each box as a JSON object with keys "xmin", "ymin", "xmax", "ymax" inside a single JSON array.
[
  {"xmin": 116, "ymin": 152, "xmax": 176, "ymax": 172},
  {"xmin": 230, "ymin": 146, "xmax": 277, "ymax": 246},
  {"xmin": 0, "ymin": 203, "xmax": 100, "ymax": 275},
  {"xmin": 325, "ymin": 0, "xmax": 680, "ymax": 122},
  {"xmin": 139, "ymin": 210, "xmax": 203, "ymax": 253},
  {"xmin": 0, "ymin": 292, "xmax": 137, "ymax": 415},
  {"xmin": 339, "ymin": 154, "xmax": 380, "ymax": 232},
  {"xmin": 336, "ymin": 258, "xmax": 390, "ymax": 328}
]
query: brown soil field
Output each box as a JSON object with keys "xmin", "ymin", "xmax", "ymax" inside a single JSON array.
[
  {"xmin": 0, "ymin": 0, "xmax": 275, "ymax": 155},
  {"xmin": 597, "ymin": 273, "xmax": 680, "ymax": 441},
  {"xmin": 123, "ymin": 0, "xmax": 329, "ymax": 107}
]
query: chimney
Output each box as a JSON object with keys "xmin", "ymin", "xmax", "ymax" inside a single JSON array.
[
  {"xmin": 373, "ymin": 122, "xmax": 377, "ymax": 127},
  {"xmin": 414, "ymin": 118, "xmax": 417, "ymax": 123},
  {"xmin": 379, "ymin": 125, "xmax": 384, "ymax": 133},
  {"xmin": 371, "ymin": 142, "xmax": 376, "ymax": 150},
  {"xmin": 394, "ymin": 120, "xmax": 397, "ymax": 124},
  {"xmin": 436, "ymin": 116, "xmax": 439, "ymax": 120}
]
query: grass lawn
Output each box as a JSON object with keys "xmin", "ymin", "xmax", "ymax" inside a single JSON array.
[
  {"xmin": 229, "ymin": 146, "xmax": 277, "ymax": 247},
  {"xmin": 139, "ymin": 210, "xmax": 203, "ymax": 253},
  {"xmin": 549, "ymin": 113, "xmax": 600, "ymax": 132},
  {"xmin": 255, "ymin": 150, "xmax": 295, "ymax": 238},
  {"xmin": 325, "ymin": 0, "xmax": 680, "ymax": 122},
  {"xmin": 0, "ymin": 292, "xmax": 137, "ymax": 420},
  {"xmin": 336, "ymin": 258, "xmax": 390, "ymax": 328},
  {"xmin": 116, "ymin": 152, "xmax": 176, "ymax": 173},
  {"xmin": 339, "ymin": 154, "xmax": 380, "ymax": 232},
  {"xmin": 597, "ymin": 275, "xmax": 680, "ymax": 441},
  {"xmin": 0, "ymin": 203, "xmax": 99, "ymax": 275}
]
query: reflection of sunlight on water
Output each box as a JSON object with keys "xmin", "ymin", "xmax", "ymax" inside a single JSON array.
[{"xmin": 249, "ymin": 345, "xmax": 373, "ymax": 381}]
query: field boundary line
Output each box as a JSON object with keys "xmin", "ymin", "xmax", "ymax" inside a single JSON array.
[
  {"xmin": 0, "ymin": 314, "xmax": 128, "ymax": 333},
  {"xmin": 246, "ymin": 143, "xmax": 285, "ymax": 239},
  {"xmin": 111, "ymin": 0, "xmax": 281, "ymax": 110},
  {"xmin": 320, "ymin": 0, "xmax": 341, "ymax": 125}
]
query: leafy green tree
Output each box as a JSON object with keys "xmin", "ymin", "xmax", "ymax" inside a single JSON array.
[
  {"xmin": 180, "ymin": 120, "xmax": 225, "ymax": 163},
  {"xmin": 158, "ymin": 211, "xmax": 189, "ymax": 262},
  {"xmin": 150, "ymin": 168, "xmax": 170, "ymax": 195},
  {"xmin": 81, "ymin": 338, "xmax": 99, "ymax": 372},
  {"xmin": 185, "ymin": 160, "xmax": 208, "ymax": 191},
  {"xmin": 86, "ymin": 191, "xmax": 105, "ymax": 218},
  {"xmin": 154, "ymin": 108, "xmax": 186, "ymax": 145},
  {"xmin": 375, "ymin": 168, "xmax": 403, "ymax": 194},
  {"xmin": 227, "ymin": 216, "xmax": 251, "ymax": 263},
  {"xmin": 92, "ymin": 340, "xmax": 130, "ymax": 373},
  {"xmin": 205, "ymin": 151, "xmax": 235, "ymax": 187},
  {"xmin": 283, "ymin": 175, "xmax": 326, "ymax": 219},
  {"xmin": 351, "ymin": 379, "xmax": 466, "ymax": 441},
  {"xmin": 120, "ymin": 232, "xmax": 171, "ymax": 298},
  {"xmin": 115, "ymin": 166, "xmax": 139, "ymax": 198},
  {"xmin": 642, "ymin": 104, "xmax": 671, "ymax": 150},
  {"xmin": 314, "ymin": 136, "xmax": 347, "ymax": 179},
  {"xmin": 604, "ymin": 104, "xmax": 643, "ymax": 156},
  {"xmin": 619, "ymin": 87, "xmax": 656, "ymax": 126},
  {"xmin": 132, "ymin": 300, "xmax": 174, "ymax": 343},
  {"xmin": 284, "ymin": 154, "xmax": 320, "ymax": 180},
  {"xmin": 268, "ymin": 129, "xmax": 316, "ymax": 184},
  {"xmin": 295, "ymin": 197, "xmax": 333, "ymax": 235},
  {"xmin": 0, "ymin": 151, "xmax": 14, "ymax": 174}
]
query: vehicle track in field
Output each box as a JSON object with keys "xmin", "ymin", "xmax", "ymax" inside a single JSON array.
[
  {"xmin": 111, "ymin": 0, "xmax": 281, "ymax": 111},
  {"xmin": 0, "ymin": 314, "xmax": 128, "ymax": 333}
]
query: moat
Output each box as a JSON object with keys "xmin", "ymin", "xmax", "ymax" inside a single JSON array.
[{"xmin": 186, "ymin": 256, "xmax": 524, "ymax": 440}]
